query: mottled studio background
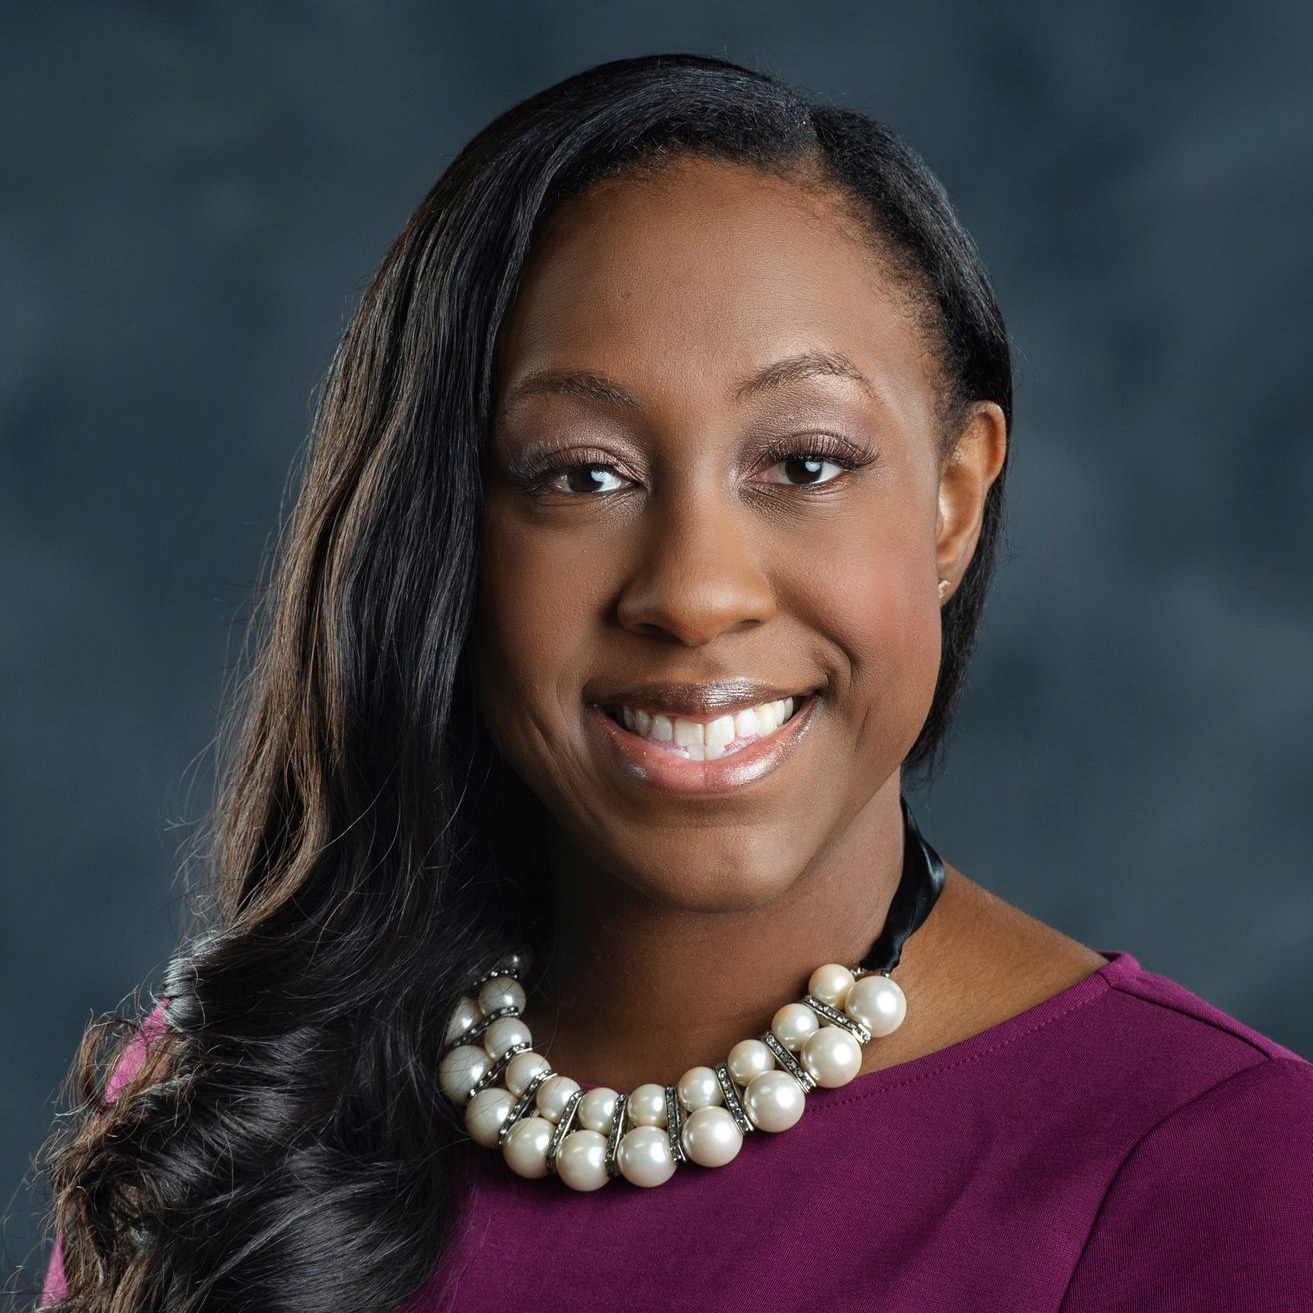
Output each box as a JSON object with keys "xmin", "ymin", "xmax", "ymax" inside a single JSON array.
[{"xmin": 3, "ymin": 1, "xmax": 1311, "ymax": 1291}]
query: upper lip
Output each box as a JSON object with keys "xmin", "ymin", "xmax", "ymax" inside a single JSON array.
[{"xmin": 585, "ymin": 677, "xmax": 821, "ymax": 721}]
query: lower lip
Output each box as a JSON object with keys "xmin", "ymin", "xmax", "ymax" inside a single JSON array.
[{"xmin": 583, "ymin": 695, "xmax": 820, "ymax": 795}]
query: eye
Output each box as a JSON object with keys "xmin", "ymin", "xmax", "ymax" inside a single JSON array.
[
  {"xmin": 755, "ymin": 433, "xmax": 875, "ymax": 488},
  {"xmin": 759, "ymin": 451, "xmax": 846, "ymax": 487},
  {"xmin": 532, "ymin": 462, "xmax": 630, "ymax": 496},
  {"xmin": 507, "ymin": 441, "xmax": 636, "ymax": 497}
]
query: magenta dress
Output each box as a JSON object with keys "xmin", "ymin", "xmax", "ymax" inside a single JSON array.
[{"xmin": 43, "ymin": 949, "xmax": 1313, "ymax": 1311}]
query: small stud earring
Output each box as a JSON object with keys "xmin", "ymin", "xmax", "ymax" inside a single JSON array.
[{"xmin": 937, "ymin": 578, "xmax": 951, "ymax": 599}]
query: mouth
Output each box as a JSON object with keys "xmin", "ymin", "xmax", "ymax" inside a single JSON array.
[
  {"xmin": 583, "ymin": 691, "xmax": 820, "ymax": 795},
  {"xmin": 596, "ymin": 693, "xmax": 808, "ymax": 760}
]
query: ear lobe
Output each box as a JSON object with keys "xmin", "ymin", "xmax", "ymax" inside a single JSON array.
[{"xmin": 934, "ymin": 402, "xmax": 1008, "ymax": 591}]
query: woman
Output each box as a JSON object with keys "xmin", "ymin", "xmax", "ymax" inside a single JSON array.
[{"xmin": 36, "ymin": 53, "xmax": 1313, "ymax": 1313}]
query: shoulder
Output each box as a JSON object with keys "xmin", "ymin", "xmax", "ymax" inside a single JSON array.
[
  {"xmin": 103, "ymin": 997, "xmax": 172, "ymax": 1102},
  {"xmin": 1059, "ymin": 1054, "xmax": 1313, "ymax": 1310},
  {"xmin": 1094, "ymin": 946, "xmax": 1307, "ymax": 1072},
  {"xmin": 1054, "ymin": 952, "xmax": 1313, "ymax": 1309},
  {"xmin": 41, "ymin": 997, "xmax": 174, "ymax": 1308},
  {"xmin": 926, "ymin": 874, "xmax": 1313, "ymax": 1303},
  {"xmin": 937, "ymin": 869, "xmax": 1303, "ymax": 1072},
  {"xmin": 1068, "ymin": 948, "xmax": 1312, "ymax": 1168}
]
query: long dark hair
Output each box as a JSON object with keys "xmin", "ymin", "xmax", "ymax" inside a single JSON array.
[{"xmin": 27, "ymin": 53, "xmax": 1012, "ymax": 1312}]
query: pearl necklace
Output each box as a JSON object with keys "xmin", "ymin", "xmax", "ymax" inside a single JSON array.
[{"xmin": 438, "ymin": 794, "xmax": 945, "ymax": 1190}]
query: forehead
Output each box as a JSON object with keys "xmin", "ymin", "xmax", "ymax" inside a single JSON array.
[{"xmin": 494, "ymin": 157, "xmax": 937, "ymax": 428}]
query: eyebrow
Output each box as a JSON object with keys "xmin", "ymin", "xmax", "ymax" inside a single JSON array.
[{"xmin": 499, "ymin": 348, "xmax": 879, "ymax": 415}]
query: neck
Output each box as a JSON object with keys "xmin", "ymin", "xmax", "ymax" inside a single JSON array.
[{"xmin": 520, "ymin": 774, "xmax": 917, "ymax": 1091}]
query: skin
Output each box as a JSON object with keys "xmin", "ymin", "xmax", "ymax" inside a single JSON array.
[{"xmin": 468, "ymin": 155, "xmax": 1105, "ymax": 1094}]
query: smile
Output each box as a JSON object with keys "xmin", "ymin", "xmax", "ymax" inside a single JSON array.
[
  {"xmin": 584, "ymin": 692, "xmax": 820, "ymax": 796},
  {"xmin": 600, "ymin": 695, "xmax": 802, "ymax": 760}
]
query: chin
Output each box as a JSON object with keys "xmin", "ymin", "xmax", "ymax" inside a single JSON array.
[{"xmin": 616, "ymin": 841, "xmax": 809, "ymax": 915}]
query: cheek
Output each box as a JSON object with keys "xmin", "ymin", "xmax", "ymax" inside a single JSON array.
[
  {"xmin": 469, "ymin": 503, "xmax": 599, "ymax": 762},
  {"xmin": 805, "ymin": 536, "xmax": 942, "ymax": 757}
]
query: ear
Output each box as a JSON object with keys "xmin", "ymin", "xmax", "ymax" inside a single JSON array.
[{"xmin": 935, "ymin": 402, "xmax": 1008, "ymax": 600}]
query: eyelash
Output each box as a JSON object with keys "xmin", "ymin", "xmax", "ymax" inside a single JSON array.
[{"xmin": 515, "ymin": 432, "xmax": 877, "ymax": 496}]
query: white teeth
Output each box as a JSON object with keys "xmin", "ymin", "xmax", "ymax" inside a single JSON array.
[
  {"xmin": 704, "ymin": 715, "xmax": 735, "ymax": 748},
  {"xmin": 673, "ymin": 718, "xmax": 702, "ymax": 747},
  {"xmin": 733, "ymin": 707, "xmax": 758, "ymax": 739},
  {"xmin": 607, "ymin": 693, "xmax": 805, "ymax": 759}
]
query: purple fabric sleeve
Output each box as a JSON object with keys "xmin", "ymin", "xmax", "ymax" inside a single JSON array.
[
  {"xmin": 1059, "ymin": 1056, "xmax": 1313, "ymax": 1311},
  {"xmin": 40, "ymin": 1000, "xmax": 170, "ymax": 1309}
]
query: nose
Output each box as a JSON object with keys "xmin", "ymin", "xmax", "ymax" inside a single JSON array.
[{"xmin": 613, "ymin": 491, "xmax": 777, "ymax": 645}]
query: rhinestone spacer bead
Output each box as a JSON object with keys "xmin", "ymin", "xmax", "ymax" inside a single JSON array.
[
  {"xmin": 713, "ymin": 1062, "xmax": 755, "ymax": 1135},
  {"xmin": 467, "ymin": 953, "xmax": 530, "ymax": 990},
  {"xmin": 497, "ymin": 1067, "xmax": 554, "ymax": 1148},
  {"xmin": 802, "ymin": 993, "xmax": 872, "ymax": 1044},
  {"xmin": 444, "ymin": 1003, "xmax": 524, "ymax": 1056},
  {"xmin": 546, "ymin": 1088, "xmax": 586, "ymax": 1174},
  {"xmin": 663, "ymin": 1083, "xmax": 687, "ymax": 1164},
  {"xmin": 603, "ymin": 1092, "xmax": 630, "ymax": 1177},
  {"xmin": 759, "ymin": 1029, "xmax": 816, "ymax": 1093},
  {"xmin": 468, "ymin": 1040, "xmax": 533, "ymax": 1098}
]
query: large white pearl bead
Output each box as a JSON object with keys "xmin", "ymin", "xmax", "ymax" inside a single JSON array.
[
  {"xmin": 628, "ymin": 1082, "xmax": 669, "ymax": 1127},
  {"xmin": 464, "ymin": 1085, "xmax": 514, "ymax": 1147},
  {"xmin": 844, "ymin": 974, "xmax": 907, "ymax": 1037},
  {"xmin": 555, "ymin": 1129, "xmax": 611, "ymax": 1191},
  {"xmin": 771, "ymin": 1002, "xmax": 820, "ymax": 1052},
  {"xmin": 482, "ymin": 1015, "xmax": 532, "ymax": 1062},
  {"xmin": 438, "ymin": 1044, "xmax": 489, "ymax": 1106},
  {"xmin": 443, "ymin": 996, "xmax": 480, "ymax": 1047},
  {"xmin": 808, "ymin": 962, "xmax": 856, "ymax": 1009},
  {"xmin": 680, "ymin": 1105, "xmax": 743, "ymax": 1167},
  {"xmin": 743, "ymin": 1069, "xmax": 806, "ymax": 1131},
  {"xmin": 503, "ymin": 1049, "xmax": 550, "ymax": 1097},
  {"xmin": 535, "ymin": 1073, "xmax": 581, "ymax": 1123},
  {"xmin": 676, "ymin": 1065, "xmax": 724, "ymax": 1111},
  {"xmin": 576, "ymin": 1086, "xmax": 619, "ymax": 1134},
  {"xmin": 477, "ymin": 975, "xmax": 526, "ymax": 1017},
  {"xmin": 727, "ymin": 1038, "xmax": 775, "ymax": 1087},
  {"xmin": 800, "ymin": 1025, "xmax": 863, "ymax": 1088},
  {"xmin": 616, "ymin": 1125, "xmax": 676, "ymax": 1186},
  {"xmin": 502, "ymin": 1115, "xmax": 554, "ymax": 1178}
]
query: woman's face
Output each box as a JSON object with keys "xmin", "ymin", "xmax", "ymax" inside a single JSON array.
[{"xmin": 470, "ymin": 155, "xmax": 1002, "ymax": 914}]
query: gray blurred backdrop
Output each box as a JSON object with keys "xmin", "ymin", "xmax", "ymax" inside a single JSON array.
[{"xmin": 4, "ymin": 0, "xmax": 1311, "ymax": 1287}]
